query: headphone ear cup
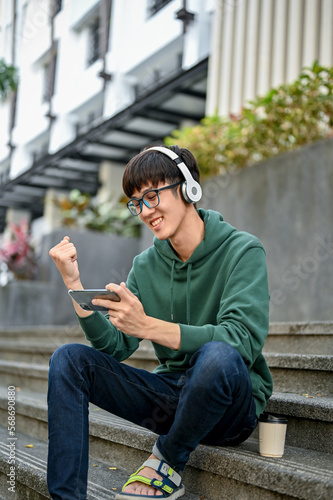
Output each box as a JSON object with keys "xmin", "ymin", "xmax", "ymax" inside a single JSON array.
[
  {"xmin": 181, "ymin": 182, "xmax": 192, "ymax": 203},
  {"xmin": 181, "ymin": 179, "xmax": 202, "ymax": 203}
]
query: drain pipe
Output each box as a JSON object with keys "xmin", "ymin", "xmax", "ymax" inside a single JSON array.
[
  {"xmin": 8, "ymin": 0, "xmax": 17, "ymax": 155},
  {"xmin": 98, "ymin": 0, "xmax": 112, "ymax": 88}
]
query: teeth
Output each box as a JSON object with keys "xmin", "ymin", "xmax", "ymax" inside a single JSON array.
[{"xmin": 151, "ymin": 217, "xmax": 163, "ymax": 227}]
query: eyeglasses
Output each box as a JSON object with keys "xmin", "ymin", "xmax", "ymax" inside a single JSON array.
[{"xmin": 126, "ymin": 182, "xmax": 182, "ymax": 216}]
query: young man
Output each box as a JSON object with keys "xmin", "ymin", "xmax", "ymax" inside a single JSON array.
[{"xmin": 47, "ymin": 145, "xmax": 273, "ymax": 499}]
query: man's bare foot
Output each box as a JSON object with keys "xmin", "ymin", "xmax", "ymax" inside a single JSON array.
[{"xmin": 122, "ymin": 454, "xmax": 164, "ymax": 497}]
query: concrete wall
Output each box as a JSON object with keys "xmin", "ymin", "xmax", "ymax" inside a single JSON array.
[
  {"xmin": 200, "ymin": 138, "xmax": 333, "ymax": 322},
  {"xmin": 0, "ymin": 281, "xmax": 52, "ymax": 328}
]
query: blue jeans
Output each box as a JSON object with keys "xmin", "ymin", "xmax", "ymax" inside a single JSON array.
[{"xmin": 47, "ymin": 341, "xmax": 257, "ymax": 499}]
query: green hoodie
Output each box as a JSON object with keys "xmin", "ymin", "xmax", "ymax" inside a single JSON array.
[{"xmin": 78, "ymin": 209, "xmax": 273, "ymax": 417}]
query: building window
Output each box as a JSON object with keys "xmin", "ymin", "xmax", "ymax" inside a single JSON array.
[
  {"xmin": 148, "ymin": 0, "xmax": 173, "ymax": 17},
  {"xmin": 87, "ymin": 17, "xmax": 101, "ymax": 66}
]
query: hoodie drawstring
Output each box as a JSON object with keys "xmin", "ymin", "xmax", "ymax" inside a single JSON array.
[
  {"xmin": 186, "ymin": 263, "xmax": 192, "ymax": 325},
  {"xmin": 169, "ymin": 260, "xmax": 192, "ymax": 325},
  {"xmin": 170, "ymin": 260, "xmax": 175, "ymax": 321}
]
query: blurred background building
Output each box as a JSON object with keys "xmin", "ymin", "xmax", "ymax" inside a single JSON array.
[{"xmin": 0, "ymin": 0, "xmax": 332, "ymax": 238}]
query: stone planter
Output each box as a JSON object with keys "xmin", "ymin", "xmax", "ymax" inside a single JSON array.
[{"xmin": 0, "ymin": 280, "xmax": 52, "ymax": 327}]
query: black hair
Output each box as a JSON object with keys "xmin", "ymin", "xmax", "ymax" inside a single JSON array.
[{"xmin": 122, "ymin": 144, "xmax": 200, "ymax": 198}]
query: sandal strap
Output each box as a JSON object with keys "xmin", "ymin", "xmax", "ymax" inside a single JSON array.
[
  {"xmin": 142, "ymin": 459, "xmax": 182, "ymax": 487},
  {"xmin": 121, "ymin": 473, "xmax": 173, "ymax": 495},
  {"xmin": 121, "ymin": 459, "xmax": 182, "ymax": 495}
]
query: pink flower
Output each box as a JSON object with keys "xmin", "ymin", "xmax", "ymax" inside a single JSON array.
[{"xmin": 0, "ymin": 219, "xmax": 37, "ymax": 279}]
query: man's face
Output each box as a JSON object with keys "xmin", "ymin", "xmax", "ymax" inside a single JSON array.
[{"xmin": 131, "ymin": 182, "xmax": 188, "ymax": 241}]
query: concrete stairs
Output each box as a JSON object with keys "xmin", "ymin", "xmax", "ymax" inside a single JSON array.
[{"xmin": 0, "ymin": 322, "xmax": 332, "ymax": 499}]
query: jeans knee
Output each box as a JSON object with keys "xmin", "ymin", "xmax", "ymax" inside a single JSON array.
[
  {"xmin": 49, "ymin": 343, "xmax": 90, "ymax": 375},
  {"xmin": 191, "ymin": 342, "xmax": 245, "ymax": 383},
  {"xmin": 195, "ymin": 341, "xmax": 240, "ymax": 364}
]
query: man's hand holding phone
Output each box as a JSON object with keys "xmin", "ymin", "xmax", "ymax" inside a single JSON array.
[
  {"xmin": 96, "ymin": 282, "xmax": 181, "ymax": 349},
  {"xmin": 92, "ymin": 282, "xmax": 149, "ymax": 339},
  {"xmin": 68, "ymin": 289, "xmax": 121, "ymax": 311}
]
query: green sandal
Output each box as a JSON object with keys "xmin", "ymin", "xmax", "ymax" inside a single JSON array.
[{"xmin": 115, "ymin": 458, "xmax": 185, "ymax": 499}]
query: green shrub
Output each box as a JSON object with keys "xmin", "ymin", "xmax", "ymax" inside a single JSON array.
[
  {"xmin": 165, "ymin": 61, "xmax": 333, "ymax": 178},
  {"xmin": 0, "ymin": 59, "xmax": 19, "ymax": 100}
]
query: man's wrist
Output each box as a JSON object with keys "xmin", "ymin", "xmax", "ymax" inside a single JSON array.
[
  {"xmin": 144, "ymin": 317, "xmax": 181, "ymax": 350},
  {"xmin": 64, "ymin": 278, "xmax": 83, "ymax": 291}
]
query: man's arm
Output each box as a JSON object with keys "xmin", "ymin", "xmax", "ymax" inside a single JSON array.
[{"xmin": 92, "ymin": 282, "xmax": 181, "ymax": 350}]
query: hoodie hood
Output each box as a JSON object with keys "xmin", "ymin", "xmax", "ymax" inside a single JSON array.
[{"xmin": 153, "ymin": 209, "xmax": 237, "ymax": 323}]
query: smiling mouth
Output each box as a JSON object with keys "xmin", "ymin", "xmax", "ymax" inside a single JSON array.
[{"xmin": 151, "ymin": 217, "xmax": 163, "ymax": 227}]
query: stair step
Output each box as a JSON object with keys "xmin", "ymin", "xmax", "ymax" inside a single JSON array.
[
  {"xmin": 266, "ymin": 353, "xmax": 333, "ymax": 371},
  {"xmin": 0, "ymin": 342, "xmax": 62, "ymax": 364},
  {"xmin": 264, "ymin": 353, "xmax": 333, "ymax": 394},
  {"xmin": 0, "ymin": 341, "xmax": 90, "ymax": 365},
  {"xmin": 266, "ymin": 322, "xmax": 333, "ymax": 354},
  {"xmin": 0, "ymin": 325, "xmax": 84, "ymax": 343},
  {"xmin": 267, "ymin": 392, "xmax": 333, "ymax": 422},
  {"xmin": 0, "ymin": 401, "xmax": 332, "ymax": 500},
  {"xmin": 268, "ymin": 322, "xmax": 333, "ymax": 335},
  {"xmin": 0, "ymin": 361, "xmax": 49, "ymax": 393}
]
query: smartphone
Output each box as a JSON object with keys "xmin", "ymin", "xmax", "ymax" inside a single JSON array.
[{"xmin": 68, "ymin": 289, "xmax": 121, "ymax": 311}]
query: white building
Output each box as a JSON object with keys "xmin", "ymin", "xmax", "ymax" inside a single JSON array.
[{"xmin": 0, "ymin": 0, "xmax": 332, "ymax": 235}]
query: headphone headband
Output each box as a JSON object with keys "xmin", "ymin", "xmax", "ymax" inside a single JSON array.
[{"xmin": 145, "ymin": 146, "xmax": 202, "ymax": 203}]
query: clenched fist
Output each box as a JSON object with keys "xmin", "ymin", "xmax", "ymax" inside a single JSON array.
[{"xmin": 49, "ymin": 236, "xmax": 82, "ymax": 291}]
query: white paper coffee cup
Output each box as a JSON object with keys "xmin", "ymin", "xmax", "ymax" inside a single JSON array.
[{"xmin": 258, "ymin": 414, "xmax": 288, "ymax": 457}]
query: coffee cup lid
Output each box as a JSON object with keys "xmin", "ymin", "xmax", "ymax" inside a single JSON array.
[{"xmin": 259, "ymin": 414, "xmax": 288, "ymax": 424}]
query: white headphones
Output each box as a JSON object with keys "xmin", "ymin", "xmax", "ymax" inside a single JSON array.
[{"xmin": 145, "ymin": 146, "xmax": 202, "ymax": 204}]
